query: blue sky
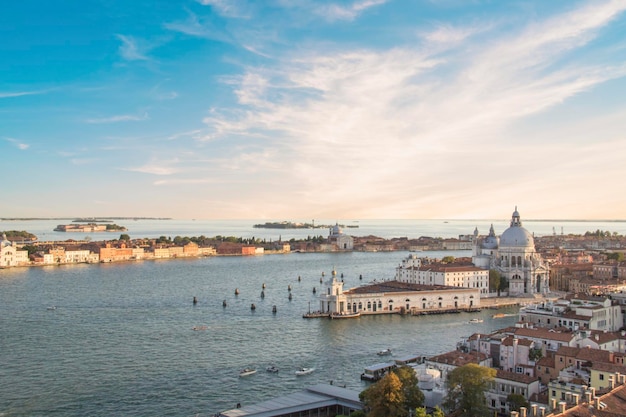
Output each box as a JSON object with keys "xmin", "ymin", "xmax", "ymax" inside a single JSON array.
[{"xmin": 2, "ymin": 0, "xmax": 626, "ymax": 220}]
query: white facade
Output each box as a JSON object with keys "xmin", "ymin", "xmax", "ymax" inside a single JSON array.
[
  {"xmin": 395, "ymin": 255, "xmax": 489, "ymax": 295},
  {"xmin": 0, "ymin": 234, "xmax": 29, "ymax": 267},
  {"xmin": 328, "ymin": 224, "xmax": 353, "ymax": 250},
  {"xmin": 318, "ymin": 271, "xmax": 480, "ymax": 315},
  {"xmin": 486, "ymin": 371, "xmax": 540, "ymax": 416},
  {"xmin": 472, "ymin": 208, "xmax": 550, "ymax": 296},
  {"xmin": 519, "ymin": 297, "xmax": 624, "ymax": 332}
]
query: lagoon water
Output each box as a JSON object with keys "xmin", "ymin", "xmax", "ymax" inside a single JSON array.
[{"xmin": 1, "ymin": 218, "xmax": 625, "ymax": 416}]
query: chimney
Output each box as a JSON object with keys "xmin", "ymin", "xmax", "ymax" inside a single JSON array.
[
  {"xmin": 585, "ymin": 391, "xmax": 592, "ymax": 404},
  {"xmin": 572, "ymin": 393, "xmax": 579, "ymax": 405},
  {"xmin": 595, "ymin": 397, "xmax": 600, "ymax": 409},
  {"xmin": 609, "ymin": 376, "xmax": 615, "ymax": 389},
  {"xmin": 551, "ymin": 398, "xmax": 557, "ymax": 411},
  {"xmin": 511, "ymin": 412, "xmax": 519, "ymax": 417},
  {"xmin": 559, "ymin": 401, "xmax": 566, "ymax": 414},
  {"xmin": 539, "ymin": 406, "xmax": 546, "ymax": 417},
  {"xmin": 530, "ymin": 404, "xmax": 538, "ymax": 417},
  {"xmin": 520, "ymin": 406, "xmax": 527, "ymax": 417}
]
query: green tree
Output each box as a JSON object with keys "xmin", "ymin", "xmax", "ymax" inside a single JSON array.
[
  {"xmin": 431, "ymin": 406, "xmax": 444, "ymax": 417},
  {"xmin": 119, "ymin": 234, "xmax": 130, "ymax": 241},
  {"xmin": 21, "ymin": 244, "xmax": 39, "ymax": 256},
  {"xmin": 489, "ymin": 269, "xmax": 501, "ymax": 294},
  {"xmin": 360, "ymin": 372, "xmax": 406, "ymax": 417},
  {"xmin": 414, "ymin": 407, "xmax": 428, "ymax": 417},
  {"xmin": 393, "ymin": 366, "xmax": 425, "ymax": 411},
  {"xmin": 507, "ymin": 393, "xmax": 529, "ymax": 412},
  {"xmin": 606, "ymin": 252, "xmax": 625, "ymax": 262},
  {"xmin": 444, "ymin": 363, "xmax": 496, "ymax": 417},
  {"xmin": 441, "ymin": 256, "xmax": 455, "ymax": 263}
]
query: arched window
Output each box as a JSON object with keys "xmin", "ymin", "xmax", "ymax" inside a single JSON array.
[{"xmin": 367, "ymin": 301, "xmax": 371, "ymax": 310}]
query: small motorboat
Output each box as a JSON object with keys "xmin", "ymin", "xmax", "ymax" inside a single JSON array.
[
  {"xmin": 295, "ymin": 367, "xmax": 315, "ymax": 376},
  {"xmin": 266, "ymin": 366, "xmax": 279, "ymax": 373},
  {"xmin": 469, "ymin": 318, "xmax": 484, "ymax": 324},
  {"xmin": 239, "ymin": 368, "xmax": 257, "ymax": 377},
  {"xmin": 377, "ymin": 349, "xmax": 392, "ymax": 356}
]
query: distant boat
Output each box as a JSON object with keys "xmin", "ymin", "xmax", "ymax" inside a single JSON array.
[
  {"xmin": 295, "ymin": 367, "xmax": 314, "ymax": 376},
  {"xmin": 492, "ymin": 313, "xmax": 506, "ymax": 319},
  {"xmin": 469, "ymin": 318, "xmax": 483, "ymax": 324},
  {"xmin": 330, "ymin": 311, "xmax": 361, "ymax": 319},
  {"xmin": 377, "ymin": 348, "xmax": 392, "ymax": 356},
  {"xmin": 266, "ymin": 366, "xmax": 279, "ymax": 373},
  {"xmin": 239, "ymin": 368, "xmax": 257, "ymax": 377}
]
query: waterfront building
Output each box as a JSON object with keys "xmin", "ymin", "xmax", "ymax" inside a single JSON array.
[
  {"xmin": 395, "ymin": 255, "xmax": 489, "ymax": 295},
  {"xmin": 317, "ymin": 271, "xmax": 480, "ymax": 315},
  {"xmin": 326, "ymin": 223, "xmax": 353, "ymax": 250},
  {"xmin": 99, "ymin": 242, "xmax": 134, "ymax": 262},
  {"xmin": 519, "ymin": 295, "xmax": 624, "ymax": 332},
  {"xmin": 472, "ymin": 207, "xmax": 550, "ymax": 296},
  {"xmin": 0, "ymin": 233, "xmax": 29, "ymax": 267},
  {"xmin": 217, "ymin": 384, "xmax": 362, "ymax": 417}
]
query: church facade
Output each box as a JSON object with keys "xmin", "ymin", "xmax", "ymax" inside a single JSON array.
[{"xmin": 472, "ymin": 208, "xmax": 549, "ymax": 296}]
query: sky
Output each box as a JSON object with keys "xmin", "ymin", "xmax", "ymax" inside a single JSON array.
[{"xmin": 2, "ymin": 0, "xmax": 626, "ymax": 220}]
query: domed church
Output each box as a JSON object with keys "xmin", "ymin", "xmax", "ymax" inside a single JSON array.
[{"xmin": 472, "ymin": 207, "xmax": 549, "ymax": 296}]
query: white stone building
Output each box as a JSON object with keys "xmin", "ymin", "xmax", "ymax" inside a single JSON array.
[
  {"xmin": 327, "ymin": 223, "xmax": 353, "ymax": 250},
  {"xmin": 395, "ymin": 255, "xmax": 489, "ymax": 295},
  {"xmin": 0, "ymin": 233, "xmax": 29, "ymax": 267},
  {"xmin": 472, "ymin": 208, "xmax": 550, "ymax": 296},
  {"xmin": 519, "ymin": 296, "xmax": 624, "ymax": 332},
  {"xmin": 317, "ymin": 270, "xmax": 480, "ymax": 315}
]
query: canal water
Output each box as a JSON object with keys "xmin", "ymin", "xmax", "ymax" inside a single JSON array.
[{"xmin": 0, "ymin": 250, "xmax": 521, "ymax": 416}]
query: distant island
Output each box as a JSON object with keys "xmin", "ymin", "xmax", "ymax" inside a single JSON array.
[
  {"xmin": 54, "ymin": 223, "xmax": 127, "ymax": 232},
  {"xmin": 253, "ymin": 221, "xmax": 358, "ymax": 229}
]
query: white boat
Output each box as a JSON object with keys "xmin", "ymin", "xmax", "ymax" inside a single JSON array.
[
  {"xmin": 266, "ymin": 366, "xmax": 279, "ymax": 373},
  {"xmin": 469, "ymin": 318, "xmax": 483, "ymax": 323},
  {"xmin": 295, "ymin": 367, "xmax": 314, "ymax": 376},
  {"xmin": 377, "ymin": 349, "xmax": 392, "ymax": 356},
  {"xmin": 239, "ymin": 368, "xmax": 257, "ymax": 377}
]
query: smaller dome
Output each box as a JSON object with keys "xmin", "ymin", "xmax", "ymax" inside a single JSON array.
[{"xmin": 482, "ymin": 235, "xmax": 499, "ymax": 250}]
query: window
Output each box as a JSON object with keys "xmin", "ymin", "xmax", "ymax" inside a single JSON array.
[{"xmin": 600, "ymin": 374, "xmax": 605, "ymax": 381}]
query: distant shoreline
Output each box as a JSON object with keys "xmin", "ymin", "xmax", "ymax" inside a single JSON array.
[{"xmin": 1, "ymin": 217, "xmax": 172, "ymax": 221}]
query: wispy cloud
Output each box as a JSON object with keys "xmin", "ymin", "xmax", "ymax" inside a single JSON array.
[
  {"xmin": 116, "ymin": 34, "xmax": 151, "ymax": 61},
  {"xmin": 122, "ymin": 159, "xmax": 180, "ymax": 176},
  {"xmin": 164, "ymin": 10, "xmax": 235, "ymax": 44},
  {"xmin": 4, "ymin": 137, "xmax": 30, "ymax": 150},
  {"xmin": 0, "ymin": 89, "xmax": 50, "ymax": 99},
  {"xmin": 196, "ymin": 0, "xmax": 252, "ymax": 19},
  {"xmin": 198, "ymin": 0, "xmax": 626, "ymax": 218},
  {"xmin": 85, "ymin": 112, "xmax": 149, "ymax": 124},
  {"xmin": 313, "ymin": 0, "xmax": 388, "ymax": 21}
]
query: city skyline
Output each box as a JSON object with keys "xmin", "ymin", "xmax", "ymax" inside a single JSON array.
[{"xmin": 2, "ymin": 1, "xmax": 626, "ymax": 220}]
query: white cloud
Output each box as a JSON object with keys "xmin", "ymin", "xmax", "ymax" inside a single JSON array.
[
  {"xmin": 4, "ymin": 137, "xmax": 30, "ymax": 150},
  {"xmin": 122, "ymin": 160, "xmax": 180, "ymax": 176},
  {"xmin": 85, "ymin": 113, "xmax": 149, "ymax": 124},
  {"xmin": 312, "ymin": 0, "xmax": 388, "ymax": 21},
  {"xmin": 116, "ymin": 34, "xmax": 150, "ymax": 61},
  {"xmin": 196, "ymin": 0, "xmax": 252, "ymax": 18},
  {"xmin": 198, "ymin": 1, "xmax": 626, "ymax": 219},
  {"xmin": 0, "ymin": 90, "xmax": 47, "ymax": 99}
]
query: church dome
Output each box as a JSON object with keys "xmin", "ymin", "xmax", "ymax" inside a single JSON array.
[
  {"xmin": 481, "ymin": 224, "xmax": 499, "ymax": 249},
  {"xmin": 499, "ymin": 207, "xmax": 534, "ymax": 248},
  {"xmin": 500, "ymin": 227, "xmax": 534, "ymax": 248}
]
